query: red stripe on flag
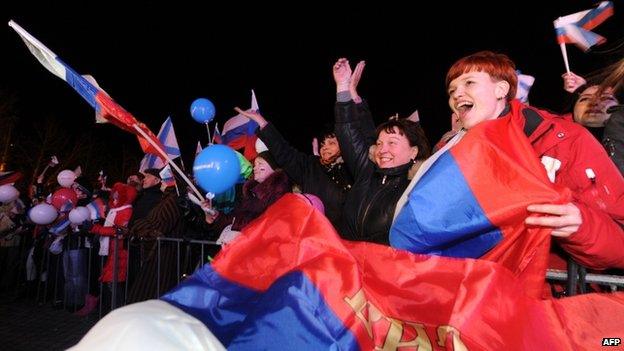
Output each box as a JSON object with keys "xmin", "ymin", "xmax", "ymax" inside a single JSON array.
[{"xmin": 95, "ymin": 92, "xmax": 165, "ymax": 155}]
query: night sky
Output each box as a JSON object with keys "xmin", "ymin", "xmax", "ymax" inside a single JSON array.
[{"xmin": 2, "ymin": 2, "xmax": 623, "ymax": 179}]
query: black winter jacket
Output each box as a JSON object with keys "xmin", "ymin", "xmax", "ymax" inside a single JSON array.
[
  {"xmin": 604, "ymin": 109, "xmax": 624, "ymax": 176},
  {"xmin": 257, "ymin": 123, "xmax": 352, "ymax": 228},
  {"xmin": 335, "ymin": 100, "xmax": 412, "ymax": 244}
]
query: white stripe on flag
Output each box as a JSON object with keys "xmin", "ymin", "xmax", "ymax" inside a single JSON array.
[{"xmin": 8, "ymin": 20, "xmax": 66, "ymax": 80}]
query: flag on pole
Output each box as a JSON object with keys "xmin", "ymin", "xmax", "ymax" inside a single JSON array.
[
  {"xmin": 159, "ymin": 165, "xmax": 176, "ymax": 188},
  {"xmin": 8, "ymin": 20, "xmax": 165, "ymax": 156},
  {"xmin": 515, "ymin": 70, "xmax": 535, "ymax": 104},
  {"xmin": 221, "ymin": 90, "xmax": 260, "ymax": 161},
  {"xmin": 212, "ymin": 123, "xmax": 222, "ymax": 145},
  {"xmin": 554, "ymin": 1, "xmax": 614, "ymax": 52},
  {"xmin": 139, "ymin": 116, "xmax": 181, "ymax": 172}
]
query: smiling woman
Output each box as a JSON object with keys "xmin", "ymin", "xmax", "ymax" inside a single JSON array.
[
  {"xmin": 394, "ymin": 50, "xmax": 624, "ymax": 274},
  {"xmin": 332, "ymin": 58, "xmax": 430, "ymax": 245}
]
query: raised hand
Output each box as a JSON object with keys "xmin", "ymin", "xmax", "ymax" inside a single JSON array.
[
  {"xmin": 562, "ymin": 72, "xmax": 587, "ymax": 93},
  {"xmin": 333, "ymin": 58, "xmax": 352, "ymax": 92},
  {"xmin": 235, "ymin": 107, "xmax": 268, "ymax": 129},
  {"xmin": 350, "ymin": 60, "xmax": 366, "ymax": 103},
  {"xmin": 312, "ymin": 137, "xmax": 319, "ymax": 156},
  {"xmin": 525, "ymin": 202, "xmax": 582, "ymax": 237}
]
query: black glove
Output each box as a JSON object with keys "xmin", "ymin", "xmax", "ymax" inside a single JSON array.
[
  {"xmin": 79, "ymin": 221, "xmax": 94, "ymax": 232},
  {"xmin": 115, "ymin": 226, "xmax": 129, "ymax": 237}
]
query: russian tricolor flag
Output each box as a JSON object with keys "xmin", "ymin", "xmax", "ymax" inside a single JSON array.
[
  {"xmin": 515, "ymin": 70, "xmax": 535, "ymax": 104},
  {"xmin": 9, "ymin": 20, "xmax": 165, "ymax": 156},
  {"xmin": 390, "ymin": 112, "xmax": 572, "ymax": 296},
  {"xmin": 221, "ymin": 90, "xmax": 260, "ymax": 161},
  {"xmin": 155, "ymin": 194, "xmax": 624, "ymax": 350},
  {"xmin": 554, "ymin": 1, "xmax": 614, "ymax": 52}
]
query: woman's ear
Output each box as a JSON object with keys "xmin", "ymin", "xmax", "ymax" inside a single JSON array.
[
  {"xmin": 495, "ymin": 80, "xmax": 511, "ymax": 100},
  {"xmin": 410, "ymin": 146, "xmax": 419, "ymax": 160}
]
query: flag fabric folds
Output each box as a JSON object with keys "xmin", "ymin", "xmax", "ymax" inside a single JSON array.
[
  {"xmin": 0, "ymin": 171, "xmax": 23, "ymax": 186},
  {"xmin": 554, "ymin": 1, "xmax": 614, "ymax": 51},
  {"xmin": 161, "ymin": 194, "xmax": 624, "ymax": 350},
  {"xmin": 221, "ymin": 90, "xmax": 260, "ymax": 161},
  {"xmin": 390, "ymin": 116, "xmax": 571, "ymax": 297},
  {"xmin": 139, "ymin": 116, "xmax": 181, "ymax": 171},
  {"xmin": 8, "ymin": 20, "xmax": 165, "ymax": 156}
]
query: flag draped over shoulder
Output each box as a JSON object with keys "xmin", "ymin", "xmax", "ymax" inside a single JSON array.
[
  {"xmin": 221, "ymin": 90, "xmax": 260, "ymax": 161},
  {"xmin": 554, "ymin": 1, "xmax": 614, "ymax": 51},
  {"xmin": 390, "ymin": 115, "xmax": 571, "ymax": 297},
  {"xmin": 8, "ymin": 20, "xmax": 164, "ymax": 156},
  {"xmin": 161, "ymin": 194, "xmax": 624, "ymax": 350}
]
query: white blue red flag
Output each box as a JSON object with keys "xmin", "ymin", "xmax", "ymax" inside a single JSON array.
[
  {"xmin": 139, "ymin": 116, "xmax": 181, "ymax": 171},
  {"xmin": 159, "ymin": 165, "xmax": 176, "ymax": 188},
  {"xmin": 156, "ymin": 193, "xmax": 624, "ymax": 350},
  {"xmin": 554, "ymin": 1, "xmax": 614, "ymax": 52},
  {"xmin": 221, "ymin": 90, "xmax": 260, "ymax": 161},
  {"xmin": 8, "ymin": 20, "xmax": 164, "ymax": 155},
  {"xmin": 515, "ymin": 70, "xmax": 535, "ymax": 104}
]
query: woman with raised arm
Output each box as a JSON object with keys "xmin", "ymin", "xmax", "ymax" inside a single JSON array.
[{"xmin": 333, "ymin": 58, "xmax": 430, "ymax": 244}]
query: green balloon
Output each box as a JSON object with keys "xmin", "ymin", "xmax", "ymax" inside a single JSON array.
[{"xmin": 236, "ymin": 151, "xmax": 253, "ymax": 181}]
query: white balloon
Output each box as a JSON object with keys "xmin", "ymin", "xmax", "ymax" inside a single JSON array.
[
  {"xmin": 0, "ymin": 184, "xmax": 19, "ymax": 203},
  {"xmin": 255, "ymin": 138, "xmax": 268, "ymax": 153},
  {"xmin": 57, "ymin": 169, "xmax": 76, "ymax": 188},
  {"xmin": 68, "ymin": 206, "xmax": 90, "ymax": 224},
  {"xmin": 29, "ymin": 203, "xmax": 58, "ymax": 225}
]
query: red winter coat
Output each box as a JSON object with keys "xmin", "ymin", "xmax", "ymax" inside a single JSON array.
[
  {"xmin": 504, "ymin": 100, "xmax": 624, "ymax": 270},
  {"xmin": 91, "ymin": 183, "xmax": 137, "ymax": 282}
]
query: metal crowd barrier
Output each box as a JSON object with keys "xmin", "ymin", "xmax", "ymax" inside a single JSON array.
[
  {"xmin": 24, "ymin": 233, "xmax": 219, "ymax": 319},
  {"xmin": 6, "ymin": 230, "xmax": 624, "ymax": 320}
]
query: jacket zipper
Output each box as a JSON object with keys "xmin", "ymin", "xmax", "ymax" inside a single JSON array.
[{"xmin": 358, "ymin": 178, "xmax": 390, "ymax": 237}]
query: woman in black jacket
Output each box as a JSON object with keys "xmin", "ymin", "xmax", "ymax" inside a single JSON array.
[
  {"xmin": 234, "ymin": 108, "xmax": 352, "ymax": 229},
  {"xmin": 333, "ymin": 58, "xmax": 431, "ymax": 244}
]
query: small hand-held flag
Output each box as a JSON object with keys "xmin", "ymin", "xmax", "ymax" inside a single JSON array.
[
  {"xmin": 516, "ymin": 70, "xmax": 536, "ymax": 104},
  {"xmin": 554, "ymin": 1, "xmax": 614, "ymax": 72}
]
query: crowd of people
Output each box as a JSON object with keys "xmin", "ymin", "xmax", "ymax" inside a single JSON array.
[{"xmin": 0, "ymin": 51, "xmax": 623, "ymax": 321}]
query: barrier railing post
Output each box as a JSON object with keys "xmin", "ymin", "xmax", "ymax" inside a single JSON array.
[
  {"xmin": 566, "ymin": 258, "xmax": 579, "ymax": 296},
  {"xmin": 157, "ymin": 238, "xmax": 161, "ymax": 298},
  {"xmin": 111, "ymin": 235, "xmax": 118, "ymax": 310}
]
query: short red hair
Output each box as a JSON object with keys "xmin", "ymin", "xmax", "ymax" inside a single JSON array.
[{"xmin": 446, "ymin": 51, "xmax": 517, "ymax": 101}]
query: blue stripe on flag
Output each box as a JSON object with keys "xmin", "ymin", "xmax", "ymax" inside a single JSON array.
[
  {"xmin": 161, "ymin": 265, "xmax": 358, "ymax": 350},
  {"xmin": 57, "ymin": 58, "xmax": 99, "ymax": 109},
  {"xmin": 221, "ymin": 120, "xmax": 259, "ymax": 145},
  {"xmin": 390, "ymin": 151, "xmax": 502, "ymax": 258}
]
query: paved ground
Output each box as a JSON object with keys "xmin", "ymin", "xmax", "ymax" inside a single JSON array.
[{"xmin": 0, "ymin": 290, "xmax": 98, "ymax": 351}]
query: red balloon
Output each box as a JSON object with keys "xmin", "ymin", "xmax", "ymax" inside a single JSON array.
[{"xmin": 50, "ymin": 188, "xmax": 78, "ymax": 212}]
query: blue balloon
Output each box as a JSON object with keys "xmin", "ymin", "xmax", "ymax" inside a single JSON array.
[
  {"xmin": 193, "ymin": 144, "xmax": 241, "ymax": 195},
  {"xmin": 190, "ymin": 98, "xmax": 216, "ymax": 124}
]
